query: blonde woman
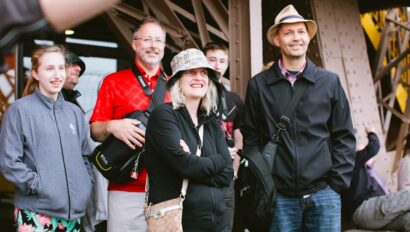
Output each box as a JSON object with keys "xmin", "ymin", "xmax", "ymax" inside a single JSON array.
[
  {"xmin": 144, "ymin": 48, "xmax": 233, "ymax": 231},
  {"xmin": 0, "ymin": 45, "xmax": 92, "ymax": 231}
]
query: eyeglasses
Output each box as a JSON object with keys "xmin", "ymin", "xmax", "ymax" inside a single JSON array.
[{"xmin": 134, "ymin": 37, "xmax": 165, "ymax": 45}]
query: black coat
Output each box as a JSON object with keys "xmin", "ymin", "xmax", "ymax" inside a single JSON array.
[
  {"xmin": 144, "ymin": 103, "xmax": 233, "ymax": 231},
  {"xmin": 241, "ymin": 58, "xmax": 356, "ymax": 197},
  {"xmin": 342, "ymin": 132, "xmax": 381, "ymax": 218}
]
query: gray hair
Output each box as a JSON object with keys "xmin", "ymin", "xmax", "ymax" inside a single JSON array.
[{"xmin": 132, "ymin": 17, "xmax": 166, "ymax": 39}]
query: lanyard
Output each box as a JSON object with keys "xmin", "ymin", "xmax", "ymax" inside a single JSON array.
[{"xmin": 131, "ymin": 64, "xmax": 158, "ymax": 96}]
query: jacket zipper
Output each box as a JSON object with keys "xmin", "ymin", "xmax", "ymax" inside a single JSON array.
[
  {"xmin": 291, "ymin": 83, "xmax": 300, "ymax": 196},
  {"xmin": 210, "ymin": 188, "xmax": 216, "ymax": 228},
  {"xmin": 195, "ymin": 124, "xmax": 216, "ymax": 228},
  {"xmin": 53, "ymin": 106, "xmax": 72, "ymax": 219}
]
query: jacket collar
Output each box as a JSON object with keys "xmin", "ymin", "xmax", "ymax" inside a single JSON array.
[
  {"xmin": 179, "ymin": 105, "xmax": 215, "ymax": 129},
  {"xmin": 265, "ymin": 57, "xmax": 317, "ymax": 85},
  {"xmin": 34, "ymin": 87, "xmax": 65, "ymax": 110}
]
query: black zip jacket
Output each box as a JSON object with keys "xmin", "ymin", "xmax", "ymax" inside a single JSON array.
[
  {"xmin": 144, "ymin": 103, "xmax": 233, "ymax": 231},
  {"xmin": 342, "ymin": 132, "xmax": 381, "ymax": 218},
  {"xmin": 241, "ymin": 58, "xmax": 356, "ymax": 197}
]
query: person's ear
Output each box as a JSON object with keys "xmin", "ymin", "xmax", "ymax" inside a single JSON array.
[
  {"xmin": 131, "ymin": 38, "xmax": 138, "ymax": 52},
  {"xmin": 32, "ymin": 70, "xmax": 39, "ymax": 80},
  {"xmin": 273, "ymin": 35, "xmax": 280, "ymax": 47}
]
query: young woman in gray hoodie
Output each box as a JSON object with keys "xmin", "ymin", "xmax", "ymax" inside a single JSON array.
[{"xmin": 0, "ymin": 45, "xmax": 93, "ymax": 231}]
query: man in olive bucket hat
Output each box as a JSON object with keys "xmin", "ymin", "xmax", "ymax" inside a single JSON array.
[
  {"xmin": 241, "ymin": 4, "xmax": 355, "ymax": 231},
  {"xmin": 62, "ymin": 51, "xmax": 86, "ymax": 111}
]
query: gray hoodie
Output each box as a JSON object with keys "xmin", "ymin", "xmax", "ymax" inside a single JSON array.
[{"xmin": 0, "ymin": 88, "xmax": 92, "ymax": 220}]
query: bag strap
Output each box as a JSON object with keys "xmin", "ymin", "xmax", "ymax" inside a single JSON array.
[
  {"xmin": 248, "ymin": 82, "xmax": 308, "ymax": 197},
  {"xmin": 131, "ymin": 64, "xmax": 167, "ymax": 114},
  {"xmin": 271, "ymin": 82, "xmax": 308, "ymax": 142},
  {"xmin": 145, "ymin": 126, "xmax": 203, "ymax": 204},
  {"xmin": 181, "ymin": 125, "xmax": 204, "ymax": 197}
]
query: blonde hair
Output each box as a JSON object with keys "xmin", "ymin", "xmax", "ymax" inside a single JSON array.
[
  {"xmin": 23, "ymin": 45, "xmax": 67, "ymax": 96},
  {"xmin": 169, "ymin": 72, "xmax": 218, "ymax": 116}
]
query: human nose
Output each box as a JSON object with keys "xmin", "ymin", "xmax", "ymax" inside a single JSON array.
[
  {"xmin": 214, "ymin": 62, "xmax": 221, "ymax": 70},
  {"xmin": 193, "ymin": 73, "xmax": 207, "ymax": 80},
  {"xmin": 56, "ymin": 68, "xmax": 65, "ymax": 78},
  {"xmin": 293, "ymin": 32, "xmax": 301, "ymax": 40}
]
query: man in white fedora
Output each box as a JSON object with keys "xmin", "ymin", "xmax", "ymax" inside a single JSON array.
[{"xmin": 241, "ymin": 4, "xmax": 356, "ymax": 231}]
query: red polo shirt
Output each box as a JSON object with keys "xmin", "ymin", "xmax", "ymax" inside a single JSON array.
[{"xmin": 90, "ymin": 63, "xmax": 170, "ymax": 192}]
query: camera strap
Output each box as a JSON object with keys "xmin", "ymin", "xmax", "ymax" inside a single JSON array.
[
  {"xmin": 131, "ymin": 64, "xmax": 167, "ymax": 114},
  {"xmin": 220, "ymin": 89, "xmax": 229, "ymax": 121}
]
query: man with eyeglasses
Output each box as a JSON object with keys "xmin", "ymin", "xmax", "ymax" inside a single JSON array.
[{"xmin": 90, "ymin": 17, "xmax": 169, "ymax": 232}]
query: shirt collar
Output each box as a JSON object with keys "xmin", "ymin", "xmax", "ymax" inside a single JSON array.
[
  {"xmin": 135, "ymin": 61, "xmax": 161, "ymax": 79},
  {"xmin": 278, "ymin": 58, "xmax": 306, "ymax": 80},
  {"xmin": 264, "ymin": 58, "xmax": 317, "ymax": 85}
]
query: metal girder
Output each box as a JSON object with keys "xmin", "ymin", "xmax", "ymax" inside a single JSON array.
[
  {"xmin": 103, "ymin": 8, "xmax": 135, "ymax": 58},
  {"xmin": 372, "ymin": 11, "xmax": 394, "ymax": 78},
  {"xmin": 192, "ymin": 0, "xmax": 210, "ymax": 46},
  {"xmin": 228, "ymin": 0, "xmax": 251, "ymax": 98},
  {"xmin": 373, "ymin": 9, "xmax": 409, "ymax": 129},
  {"xmin": 110, "ymin": 3, "xmax": 183, "ymax": 52},
  {"xmin": 394, "ymin": 91, "xmax": 410, "ymax": 170},
  {"xmin": 202, "ymin": 0, "xmax": 229, "ymax": 39},
  {"xmin": 386, "ymin": 16, "xmax": 410, "ymax": 31},
  {"xmin": 143, "ymin": 0, "xmax": 197, "ymax": 49},
  {"xmin": 166, "ymin": 1, "xmax": 227, "ymax": 41},
  {"xmin": 374, "ymin": 47, "xmax": 410, "ymax": 82},
  {"xmin": 371, "ymin": 7, "xmax": 410, "ymax": 171},
  {"xmin": 311, "ymin": 0, "xmax": 394, "ymax": 185}
]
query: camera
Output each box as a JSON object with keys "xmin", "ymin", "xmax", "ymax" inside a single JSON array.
[{"xmin": 91, "ymin": 110, "xmax": 150, "ymax": 183}]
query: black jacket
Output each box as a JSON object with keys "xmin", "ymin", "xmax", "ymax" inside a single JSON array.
[
  {"xmin": 241, "ymin": 58, "xmax": 356, "ymax": 197},
  {"xmin": 144, "ymin": 103, "xmax": 233, "ymax": 231},
  {"xmin": 61, "ymin": 89, "xmax": 84, "ymax": 112},
  {"xmin": 342, "ymin": 132, "xmax": 381, "ymax": 218}
]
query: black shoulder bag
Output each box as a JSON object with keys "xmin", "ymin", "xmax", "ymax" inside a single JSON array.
[
  {"xmin": 234, "ymin": 82, "xmax": 307, "ymax": 232},
  {"xmin": 91, "ymin": 65, "xmax": 167, "ymax": 183}
]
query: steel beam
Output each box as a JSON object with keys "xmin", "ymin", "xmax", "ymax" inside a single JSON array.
[
  {"xmin": 202, "ymin": 0, "xmax": 229, "ymax": 39},
  {"xmin": 312, "ymin": 0, "xmax": 392, "ymax": 185},
  {"xmin": 192, "ymin": 0, "xmax": 210, "ymax": 46},
  {"xmin": 228, "ymin": 0, "xmax": 251, "ymax": 98},
  {"xmin": 143, "ymin": 0, "xmax": 197, "ymax": 48},
  {"xmin": 103, "ymin": 8, "xmax": 134, "ymax": 58}
]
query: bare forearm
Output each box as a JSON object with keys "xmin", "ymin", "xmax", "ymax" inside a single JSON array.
[
  {"xmin": 233, "ymin": 129, "xmax": 243, "ymax": 150},
  {"xmin": 39, "ymin": 0, "xmax": 119, "ymax": 32},
  {"xmin": 90, "ymin": 121, "xmax": 111, "ymax": 142}
]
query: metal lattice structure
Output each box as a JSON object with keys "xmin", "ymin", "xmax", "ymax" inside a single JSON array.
[{"xmin": 371, "ymin": 8, "xmax": 410, "ymax": 171}]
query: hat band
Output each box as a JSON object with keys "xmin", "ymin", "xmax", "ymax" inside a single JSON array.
[{"xmin": 279, "ymin": 15, "xmax": 304, "ymax": 23}]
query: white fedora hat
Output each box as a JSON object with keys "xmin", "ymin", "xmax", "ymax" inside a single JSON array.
[{"xmin": 266, "ymin": 4, "xmax": 317, "ymax": 45}]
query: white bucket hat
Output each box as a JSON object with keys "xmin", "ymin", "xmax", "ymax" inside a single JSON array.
[
  {"xmin": 266, "ymin": 4, "xmax": 317, "ymax": 45},
  {"xmin": 167, "ymin": 48, "xmax": 221, "ymax": 89}
]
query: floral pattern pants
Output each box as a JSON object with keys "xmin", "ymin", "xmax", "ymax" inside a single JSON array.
[{"xmin": 14, "ymin": 208, "xmax": 81, "ymax": 232}]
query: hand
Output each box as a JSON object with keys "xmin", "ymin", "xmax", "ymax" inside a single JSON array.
[
  {"xmin": 107, "ymin": 118, "xmax": 145, "ymax": 149},
  {"xmin": 180, "ymin": 139, "xmax": 190, "ymax": 153},
  {"xmin": 365, "ymin": 126, "xmax": 375, "ymax": 134},
  {"xmin": 228, "ymin": 147, "xmax": 238, "ymax": 160}
]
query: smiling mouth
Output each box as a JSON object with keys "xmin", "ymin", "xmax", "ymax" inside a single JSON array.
[{"xmin": 191, "ymin": 84, "xmax": 204, "ymax": 88}]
